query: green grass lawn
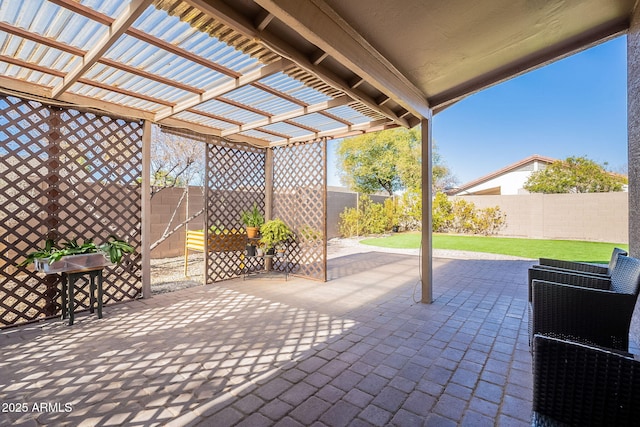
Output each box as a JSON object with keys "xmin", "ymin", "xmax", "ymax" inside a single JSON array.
[{"xmin": 359, "ymin": 232, "xmax": 628, "ymax": 263}]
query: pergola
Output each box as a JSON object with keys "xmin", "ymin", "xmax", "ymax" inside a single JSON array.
[{"xmin": 1, "ymin": 0, "xmax": 639, "ymax": 326}]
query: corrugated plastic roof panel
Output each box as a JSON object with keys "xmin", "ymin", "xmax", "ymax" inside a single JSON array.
[
  {"xmin": 260, "ymin": 122, "xmax": 315, "ymax": 139},
  {"xmin": 225, "ymin": 85, "xmax": 299, "ymax": 116},
  {"xmin": 0, "ymin": 0, "xmax": 399, "ymax": 146},
  {"xmin": 293, "ymin": 113, "xmax": 349, "ymax": 132},
  {"xmin": 174, "ymin": 110, "xmax": 230, "ymax": 130},
  {"xmin": 197, "ymin": 98, "xmax": 267, "ymax": 124},
  {"xmin": 326, "ymin": 105, "xmax": 373, "ymax": 125},
  {"xmin": 259, "ymin": 73, "xmax": 331, "ymax": 105},
  {"xmin": 240, "ymin": 129, "xmax": 279, "ymax": 143}
]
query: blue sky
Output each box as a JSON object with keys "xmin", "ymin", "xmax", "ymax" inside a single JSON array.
[{"xmin": 328, "ymin": 35, "xmax": 628, "ymax": 187}]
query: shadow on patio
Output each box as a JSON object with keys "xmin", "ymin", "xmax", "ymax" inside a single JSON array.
[{"xmin": 0, "ymin": 252, "xmax": 534, "ymax": 426}]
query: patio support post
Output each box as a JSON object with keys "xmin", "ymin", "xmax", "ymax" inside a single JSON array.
[
  {"xmin": 628, "ymin": 6, "xmax": 640, "ymax": 345},
  {"xmin": 421, "ymin": 118, "xmax": 433, "ymax": 303},
  {"xmin": 629, "ymin": 8, "xmax": 640, "ymax": 258},
  {"xmin": 265, "ymin": 148, "xmax": 274, "ymax": 220},
  {"xmin": 141, "ymin": 120, "xmax": 152, "ymax": 297}
]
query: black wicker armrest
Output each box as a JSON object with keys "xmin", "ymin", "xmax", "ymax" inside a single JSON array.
[
  {"xmin": 531, "ymin": 279, "xmax": 637, "ymax": 350},
  {"xmin": 538, "ymin": 258, "xmax": 609, "ymax": 274},
  {"xmin": 532, "ymin": 334, "xmax": 640, "ymax": 426},
  {"xmin": 531, "ymin": 263, "xmax": 609, "ymax": 279},
  {"xmin": 528, "ymin": 268, "xmax": 611, "ymax": 303}
]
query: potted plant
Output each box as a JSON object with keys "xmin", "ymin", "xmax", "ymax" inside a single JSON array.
[
  {"xmin": 246, "ymin": 242, "xmax": 256, "ymax": 257},
  {"xmin": 20, "ymin": 235, "xmax": 135, "ymax": 274},
  {"xmin": 259, "ymin": 218, "xmax": 293, "ymax": 255},
  {"xmin": 241, "ymin": 203, "xmax": 264, "ymax": 238}
]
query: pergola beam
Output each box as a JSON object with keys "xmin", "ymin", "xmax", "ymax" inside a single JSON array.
[
  {"xmin": 269, "ymin": 118, "xmax": 394, "ymax": 146},
  {"xmin": 222, "ymin": 95, "xmax": 352, "ymax": 136},
  {"xmin": 184, "ymin": 0, "xmax": 411, "ymax": 128},
  {"xmin": 0, "ymin": 76, "xmax": 53, "ymax": 99},
  {"xmin": 52, "ymin": 0, "xmax": 154, "ymax": 98},
  {"xmin": 154, "ymin": 58, "xmax": 292, "ymax": 121},
  {"xmin": 254, "ymin": 0, "xmax": 431, "ymax": 120}
]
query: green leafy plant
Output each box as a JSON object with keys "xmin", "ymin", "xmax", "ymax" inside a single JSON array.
[
  {"xmin": 259, "ymin": 218, "xmax": 293, "ymax": 250},
  {"xmin": 432, "ymin": 192, "xmax": 506, "ymax": 236},
  {"xmin": 98, "ymin": 235, "xmax": 136, "ymax": 264},
  {"xmin": 299, "ymin": 225, "xmax": 323, "ymax": 242},
  {"xmin": 240, "ymin": 203, "xmax": 265, "ymax": 228},
  {"xmin": 20, "ymin": 235, "xmax": 135, "ymax": 266},
  {"xmin": 19, "ymin": 238, "xmax": 58, "ymax": 267},
  {"xmin": 338, "ymin": 195, "xmax": 389, "ymax": 237}
]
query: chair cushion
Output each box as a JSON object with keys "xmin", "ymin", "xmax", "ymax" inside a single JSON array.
[{"xmin": 610, "ymin": 255, "xmax": 640, "ymax": 295}]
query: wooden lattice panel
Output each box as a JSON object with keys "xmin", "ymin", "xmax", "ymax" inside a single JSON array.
[
  {"xmin": 205, "ymin": 138, "xmax": 266, "ymax": 282},
  {"xmin": 0, "ymin": 94, "xmax": 142, "ymax": 327},
  {"xmin": 272, "ymin": 140, "xmax": 327, "ymax": 281}
]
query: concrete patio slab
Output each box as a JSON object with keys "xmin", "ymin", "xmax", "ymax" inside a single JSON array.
[{"xmin": 0, "ymin": 250, "xmax": 534, "ymax": 426}]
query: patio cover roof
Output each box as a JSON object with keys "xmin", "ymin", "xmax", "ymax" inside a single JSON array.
[{"xmin": 0, "ymin": 0, "xmax": 635, "ymax": 147}]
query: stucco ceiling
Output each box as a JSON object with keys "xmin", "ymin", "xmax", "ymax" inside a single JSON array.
[
  {"xmin": 321, "ymin": 0, "xmax": 636, "ymax": 108},
  {"xmin": 246, "ymin": 0, "xmax": 636, "ymax": 113}
]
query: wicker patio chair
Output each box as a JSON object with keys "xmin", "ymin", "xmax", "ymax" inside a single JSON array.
[
  {"xmin": 532, "ymin": 334, "xmax": 640, "ymax": 427},
  {"xmin": 533, "ymin": 247, "xmax": 627, "ymax": 277},
  {"xmin": 529, "ymin": 254, "xmax": 640, "ymax": 351}
]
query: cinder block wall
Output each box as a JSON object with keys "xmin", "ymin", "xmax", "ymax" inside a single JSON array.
[
  {"xmin": 152, "ymin": 189, "xmax": 630, "ymax": 258},
  {"xmin": 150, "ymin": 187, "xmax": 204, "ymax": 258},
  {"xmin": 151, "ymin": 186, "xmax": 389, "ymax": 258},
  {"xmin": 456, "ymin": 192, "xmax": 628, "ymax": 244}
]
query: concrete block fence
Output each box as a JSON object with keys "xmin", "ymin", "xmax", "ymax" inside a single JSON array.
[{"xmin": 151, "ymin": 188, "xmax": 629, "ymax": 259}]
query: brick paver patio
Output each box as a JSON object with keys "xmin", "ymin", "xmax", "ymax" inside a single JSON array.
[{"xmin": 1, "ymin": 250, "xmax": 534, "ymax": 426}]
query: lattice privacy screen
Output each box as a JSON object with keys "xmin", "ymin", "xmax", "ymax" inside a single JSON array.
[
  {"xmin": 0, "ymin": 94, "xmax": 142, "ymax": 327},
  {"xmin": 204, "ymin": 137, "xmax": 327, "ymax": 282},
  {"xmin": 205, "ymin": 138, "xmax": 266, "ymax": 282},
  {"xmin": 273, "ymin": 140, "xmax": 327, "ymax": 281}
]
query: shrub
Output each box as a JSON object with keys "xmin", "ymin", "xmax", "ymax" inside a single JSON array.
[
  {"xmin": 473, "ymin": 206, "xmax": 507, "ymax": 235},
  {"xmin": 450, "ymin": 198, "xmax": 477, "ymax": 233},
  {"xmin": 338, "ymin": 192, "xmax": 505, "ymax": 237},
  {"xmin": 398, "ymin": 189, "xmax": 422, "ymax": 231},
  {"xmin": 432, "ymin": 191, "xmax": 452, "ymax": 232},
  {"xmin": 339, "ymin": 195, "xmax": 390, "ymax": 237},
  {"xmin": 383, "ymin": 197, "xmax": 399, "ymax": 230},
  {"xmin": 448, "ymin": 197, "xmax": 506, "ymax": 235},
  {"xmin": 339, "ymin": 206, "xmax": 364, "ymax": 237}
]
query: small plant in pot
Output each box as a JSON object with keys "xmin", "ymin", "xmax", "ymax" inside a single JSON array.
[
  {"xmin": 241, "ymin": 203, "xmax": 264, "ymax": 238},
  {"xmin": 259, "ymin": 218, "xmax": 293, "ymax": 255}
]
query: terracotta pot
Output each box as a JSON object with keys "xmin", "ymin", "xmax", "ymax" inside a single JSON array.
[{"xmin": 246, "ymin": 227, "xmax": 259, "ymax": 238}]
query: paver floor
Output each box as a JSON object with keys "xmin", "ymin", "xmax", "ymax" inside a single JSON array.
[{"xmin": 1, "ymin": 250, "xmax": 535, "ymax": 426}]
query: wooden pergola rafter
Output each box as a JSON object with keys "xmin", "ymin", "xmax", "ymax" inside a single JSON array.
[{"xmin": 0, "ymin": 0, "xmax": 414, "ymax": 147}]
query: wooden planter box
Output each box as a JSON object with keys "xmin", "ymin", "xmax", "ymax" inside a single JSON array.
[{"xmin": 34, "ymin": 253, "xmax": 112, "ymax": 274}]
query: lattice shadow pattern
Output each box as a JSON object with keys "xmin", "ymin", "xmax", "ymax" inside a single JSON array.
[{"xmin": 0, "ymin": 95, "xmax": 142, "ymax": 327}]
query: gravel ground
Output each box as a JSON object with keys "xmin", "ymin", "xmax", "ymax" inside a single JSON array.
[
  {"xmin": 151, "ymin": 253, "xmax": 204, "ymax": 294},
  {"xmin": 150, "ymin": 238, "xmax": 532, "ymax": 294}
]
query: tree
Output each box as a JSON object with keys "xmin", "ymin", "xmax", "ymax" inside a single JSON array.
[
  {"xmin": 524, "ymin": 156, "xmax": 627, "ymax": 194},
  {"xmin": 336, "ymin": 127, "xmax": 454, "ymax": 195},
  {"xmin": 150, "ymin": 127, "xmax": 206, "ymax": 251}
]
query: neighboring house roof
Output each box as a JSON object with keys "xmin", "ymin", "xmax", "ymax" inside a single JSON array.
[{"xmin": 448, "ymin": 154, "xmax": 557, "ymax": 195}]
